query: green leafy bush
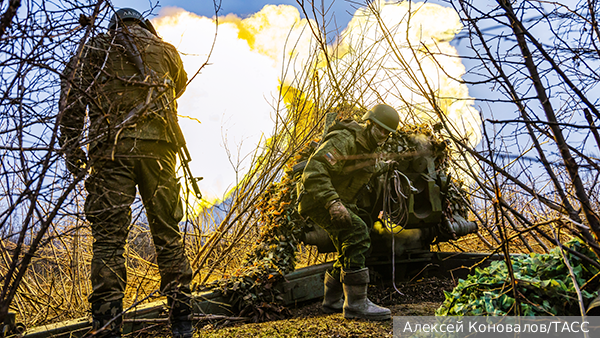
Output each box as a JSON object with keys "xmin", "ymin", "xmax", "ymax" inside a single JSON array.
[{"xmin": 436, "ymin": 240, "xmax": 600, "ymax": 316}]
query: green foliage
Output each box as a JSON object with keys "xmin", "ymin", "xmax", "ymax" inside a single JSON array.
[{"xmin": 436, "ymin": 239, "xmax": 600, "ymax": 316}]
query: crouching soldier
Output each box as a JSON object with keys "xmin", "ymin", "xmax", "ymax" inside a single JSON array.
[{"xmin": 297, "ymin": 104, "xmax": 400, "ymax": 321}]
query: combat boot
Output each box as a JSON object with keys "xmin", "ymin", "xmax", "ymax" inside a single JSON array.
[
  {"xmin": 169, "ymin": 290, "xmax": 195, "ymax": 338},
  {"xmin": 172, "ymin": 318, "xmax": 194, "ymax": 338},
  {"xmin": 341, "ymin": 268, "xmax": 391, "ymax": 321},
  {"xmin": 322, "ymin": 270, "xmax": 344, "ymax": 313},
  {"xmin": 89, "ymin": 299, "xmax": 123, "ymax": 338}
]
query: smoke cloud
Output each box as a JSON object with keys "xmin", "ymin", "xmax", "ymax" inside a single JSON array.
[{"xmin": 152, "ymin": 1, "xmax": 478, "ymax": 204}]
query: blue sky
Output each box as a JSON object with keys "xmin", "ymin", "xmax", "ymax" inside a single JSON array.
[{"xmin": 112, "ymin": 0, "xmax": 357, "ymax": 26}]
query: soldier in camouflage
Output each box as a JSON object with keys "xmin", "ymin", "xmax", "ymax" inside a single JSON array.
[
  {"xmin": 298, "ymin": 104, "xmax": 400, "ymax": 321},
  {"xmin": 59, "ymin": 8, "xmax": 194, "ymax": 338}
]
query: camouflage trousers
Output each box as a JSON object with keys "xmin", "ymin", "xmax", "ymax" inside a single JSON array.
[
  {"xmin": 85, "ymin": 139, "xmax": 193, "ymax": 312},
  {"xmin": 304, "ymin": 204, "xmax": 371, "ymax": 282}
]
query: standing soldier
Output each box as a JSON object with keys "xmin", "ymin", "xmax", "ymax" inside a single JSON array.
[
  {"xmin": 59, "ymin": 8, "xmax": 194, "ymax": 338},
  {"xmin": 298, "ymin": 104, "xmax": 400, "ymax": 321}
]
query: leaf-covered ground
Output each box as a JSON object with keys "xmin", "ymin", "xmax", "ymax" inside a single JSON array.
[
  {"xmin": 133, "ymin": 302, "xmax": 440, "ymax": 338},
  {"xmin": 198, "ymin": 277, "xmax": 453, "ymax": 337},
  {"xmin": 197, "ymin": 302, "xmax": 440, "ymax": 338},
  {"xmin": 136, "ymin": 276, "xmax": 452, "ymax": 337}
]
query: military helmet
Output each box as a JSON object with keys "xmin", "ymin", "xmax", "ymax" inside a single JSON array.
[
  {"xmin": 108, "ymin": 8, "xmax": 158, "ymax": 35},
  {"xmin": 362, "ymin": 104, "xmax": 400, "ymax": 133},
  {"xmin": 109, "ymin": 8, "xmax": 144, "ymax": 29}
]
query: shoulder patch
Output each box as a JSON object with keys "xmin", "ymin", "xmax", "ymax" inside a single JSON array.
[{"xmin": 324, "ymin": 148, "xmax": 341, "ymax": 166}]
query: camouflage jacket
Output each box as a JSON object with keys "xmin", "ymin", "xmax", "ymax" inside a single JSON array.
[
  {"xmin": 298, "ymin": 120, "xmax": 382, "ymax": 215},
  {"xmin": 59, "ymin": 23, "xmax": 187, "ymax": 151}
]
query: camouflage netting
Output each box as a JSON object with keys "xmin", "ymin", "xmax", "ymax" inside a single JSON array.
[{"xmin": 207, "ymin": 160, "xmax": 307, "ymax": 322}]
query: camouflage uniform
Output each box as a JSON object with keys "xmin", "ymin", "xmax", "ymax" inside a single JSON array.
[
  {"xmin": 298, "ymin": 120, "xmax": 382, "ymax": 281},
  {"xmin": 60, "ymin": 22, "xmax": 192, "ymax": 327}
]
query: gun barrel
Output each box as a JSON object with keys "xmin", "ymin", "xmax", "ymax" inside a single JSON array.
[{"xmin": 178, "ymin": 147, "xmax": 203, "ymax": 199}]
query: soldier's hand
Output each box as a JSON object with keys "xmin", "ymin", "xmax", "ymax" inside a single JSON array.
[
  {"xmin": 328, "ymin": 200, "xmax": 352, "ymax": 226},
  {"xmin": 65, "ymin": 147, "xmax": 88, "ymax": 176}
]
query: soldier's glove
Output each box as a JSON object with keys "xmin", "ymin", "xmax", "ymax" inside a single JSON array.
[
  {"xmin": 327, "ymin": 199, "xmax": 352, "ymax": 226},
  {"xmin": 65, "ymin": 147, "xmax": 87, "ymax": 176}
]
